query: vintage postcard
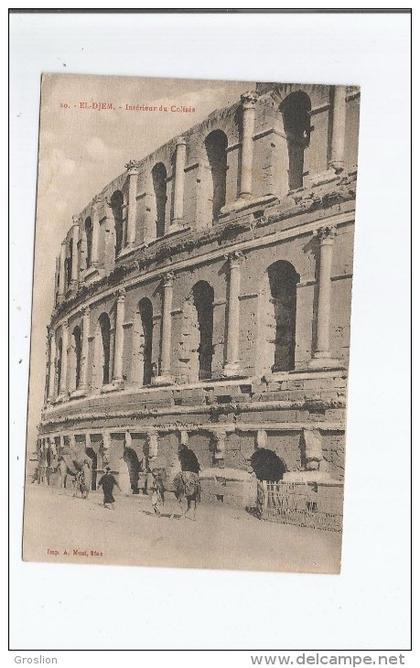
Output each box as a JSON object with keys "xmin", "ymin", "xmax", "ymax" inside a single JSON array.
[{"xmin": 23, "ymin": 73, "xmax": 360, "ymax": 573}]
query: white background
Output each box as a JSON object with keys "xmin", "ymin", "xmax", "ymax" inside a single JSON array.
[{"xmin": 7, "ymin": 8, "xmax": 412, "ymax": 657}]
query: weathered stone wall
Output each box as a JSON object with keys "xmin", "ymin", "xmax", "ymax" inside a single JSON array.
[
  {"xmin": 40, "ymin": 82, "xmax": 359, "ymax": 511},
  {"xmin": 53, "ymin": 222, "xmax": 354, "ymax": 387}
]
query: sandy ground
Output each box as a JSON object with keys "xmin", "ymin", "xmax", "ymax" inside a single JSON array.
[{"xmin": 22, "ymin": 484, "xmax": 342, "ymax": 574}]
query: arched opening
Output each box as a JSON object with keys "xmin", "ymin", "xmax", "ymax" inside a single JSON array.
[
  {"xmin": 56, "ymin": 337, "xmax": 63, "ymax": 395},
  {"xmin": 205, "ymin": 130, "xmax": 228, "ymax": 220},
  {"xmin": 192, "ymin": 281, "xmax": 214, "ymax": 380},
  {"xmin": 85, "ymin": 217, "xmax": 93, "ymax": 268},
  {"xmin": 72, "ymin": 325, "xmax": 82, "ymax": 389},
  {"xmin": 250, "ymin": 448, "xmax": 286, "ymax": 482},
  {"xmin": 123, "ymin": 447, "xmax": 141, "ymax": 493},
  {"xmin": 177, "ymin": 282, "xmax": 214, "ymax": 383},
  {"xmin": 64, "ymin": 244, "xmax": 72, "ymax": 290},
  {"xmin": 138, "ymin": 298, "xmax": 153, "ymax": 386},
  {"xmin": 55, "ymin": 258, "xmax": 60, "ymax": 304},
  {"xmin": 98, "ymin": 313, "xmax": 111, "ymax": 385},
  {"xmin": 152, "ymin": 163, "xmax": 167, "ymax": 238},
  {"xmin": 280, "ymin": 92, "xmax": 311, "ymax": 190},
  {"xmin": 111, "ymin": 190, "xmax": 124, "ymax": 257},
  {"xmin": 258, "ymin": 261, "xmax": 299, "ymax": 375},
  {"xmin": 268, "ymin": 261, "xmax": 299, "ymax": 372}
]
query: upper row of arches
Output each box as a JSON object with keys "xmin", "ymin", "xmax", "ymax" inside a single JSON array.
[
  {"xmin": 56, "ymin": 87, "xmax": 359, "ymax": 299},
  {"xmin": 82, "ymin": 93, "xmax": 310, "ymax": 268}
]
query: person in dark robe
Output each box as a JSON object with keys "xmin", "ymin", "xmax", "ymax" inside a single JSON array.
[{"xmin": 97, "ymin": 466, "xmax": 121, "ymax": 510}]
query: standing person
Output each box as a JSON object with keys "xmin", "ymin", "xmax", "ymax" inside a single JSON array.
[
  {"xmin": 97, "ymin": 466, "xmax": 121, "ymax": 510},
  {"xmin": 38, "ymin": 443, "xmax": 48, "ymax": 485},
  {"xmin": 151, "ymin": 469, "xmax": 165, "ymax": 516},
  {"xmin": 73, "ymin": 470, "xmax": 87, "ymax": 499},
  {"xmin": 82, "ymin": 458, "xmax": 92, "ymax": 499},
  {"xmin": 38, "ymin": 457, "xmax": 47, "ymax": 486}
]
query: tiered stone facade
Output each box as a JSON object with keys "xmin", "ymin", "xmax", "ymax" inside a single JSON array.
[{"xmin": 38, "ymin": 82, "xmax": 359, "ymax": 508}]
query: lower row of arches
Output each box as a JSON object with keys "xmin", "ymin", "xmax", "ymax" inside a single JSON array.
[
  {"xmin": 36, "ymin": 424, "xmax": 342, "ymax": 491},
  {"xmin": 36, "ymin": 429, "xmax": 301, "ymax": 494}
]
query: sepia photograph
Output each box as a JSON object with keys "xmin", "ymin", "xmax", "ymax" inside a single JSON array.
[{"xmin": 23, "ymin": 73, "xmax": 360, "ymax": 575}]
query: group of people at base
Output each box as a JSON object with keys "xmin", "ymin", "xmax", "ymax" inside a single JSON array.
[
  {"xmin": 97, "ymin": 443, "xmax": 201, "ymax": 518},
  {"xmin": 31, "ymin": 455, "xmax": 93, "ymax": 493}
]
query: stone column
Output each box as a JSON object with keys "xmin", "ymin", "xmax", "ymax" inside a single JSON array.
[
  {"xmin": 85, "ymin": 432, "xmax": 91, "ymax": 451},
  {"xmin": 58, "ymin": 241, "xmax": 66, "ymax": 299},
  {"xmin": 59, "ymin": 321, "xmax": 69, "ymax": 396},
  {"xmin": 239, "ymin": 91, "xmax": 258, "ymax": 199},
  {"xmin": 49, "ymin": 436, "xmax": 57, "ymax": 459},
  {"xmin": 113, "ymin": 289, "xmax": 126, "ymax": 384},
  {"xmin": 142, "ymin": 173, "xmax": 155, "ymax": 245},
  {"xmin": 179, "ymin": 430, "xmax": 189, "ymax": 447},
  {"xmin": 310, "ymin": 226, "xmax": 340, "ymax": 369},
  {"xmin": 154, "ymin": 272, "xmax": 174, "ymax": 384},
  {"xmin": 91, "ymin": 196, "xmax": 101, "ymax": 266},
  {"xmin": 256, "ymin": 429, "xmax": 267, "ymax": 449},
  {"xmin": 47, "ymin": 329, "xmax": 56, "ymax": 401},
  {"xmin": 79, "ymin": 306, "xmax": 90, "ymax": 392},
  {"xmin": 213, "ymin": 430, "xmax": 226, "ymax": 462},
  {"xmin": 70, "ymin": 219, "xmax": 80, "ymax": 287},
  {"xmin": 69, "ymin": 434, "xmax": 76, "ymax": 455},
  {"xmin": 101, "ymin": 431, "xmax": 111, "ymax": 466},
  {"xmin": 125, "ymin": 160, "xmax": 140, "ymax": 246},
  {"xmin": 328, "ymin": 86, "xmax": 347, "ymax": 173},
  {"xmin": 303, "ymin": 429, "xmax": 323, "ymax": 471},
  {"xmin": 172, "ymin": 137, "xmax": 187, "ymax": 226},
  {"xmin": 223, "ymin": 252, "xmax": 243, "ymax": 377},
  {"xmin": 147, "ymin": 431, "xmax": 158, "ymax": 460}
]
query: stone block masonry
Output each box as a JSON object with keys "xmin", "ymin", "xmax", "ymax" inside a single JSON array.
[{"xmin": 38, "ymin": 81, "xmax": 359, "ymax": 524}]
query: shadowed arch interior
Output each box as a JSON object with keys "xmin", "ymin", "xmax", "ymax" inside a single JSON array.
[
  {"xmin": 267, "ymin": 260, "xmax": 299, "ymax": 372},
  {"xmin": 85, "ymin": 217, "xmax": 93, "ymax": 267},
  {"xmin": 192, "ymin": 281, "xmax": 215, "ymax": 380},
  {"xmin": 139, "ymin": 298, "xmax": 154, "ymax": 385},
  {"xmin": 280, "ymin": 92, "xmax": 311, "ymax": 190},
  {"xmin": 123, "ymin": 447, "xmax": 141, "ymax": 493},
  {"xmin": 152, "ymin": 163, "xmax": 167, "ymax": 238},
  {"xmin": 111, "ymin": 190, "xmax": 124, "ymax": 257},
  {"xmin": 250, "ymin": 448, "xmax": 286, "ymax": 482},
  {"xmin": 64, "ymin": 242, "xmax": 72, "ymax": 290},
  {"xmin": 98, "ymin": 313, "xmax": 111, "ymax": 385},
  {"xmin": 72, "ymin": 325, "xmax": 82, "ymax": 389},
  {"xmin": 205, "ymin": 130, "xmax": 228, "ymax": 220},
  {"xmin": 56, "ymin": 337, "xmax": 63, "ymax": 395}
]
